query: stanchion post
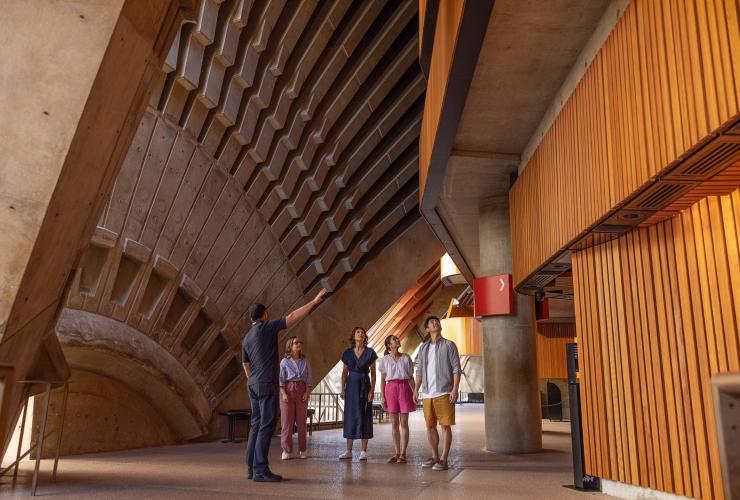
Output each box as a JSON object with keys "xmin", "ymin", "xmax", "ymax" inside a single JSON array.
[
  {"xmin": 32, "ymin": 383, "xmax": 52, "ymax": 496},
  {"xmin": 12, "ymin": 394, "xmax": 29, "ymax": 484},
  {"xmin": 52, "ymin": 383, "xmax": 69, "ymax": 480}
]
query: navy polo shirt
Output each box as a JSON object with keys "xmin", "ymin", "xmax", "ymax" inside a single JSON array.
[{"xmin": 242, "ymin": 318, "xmax": 287, "ymax": 387}]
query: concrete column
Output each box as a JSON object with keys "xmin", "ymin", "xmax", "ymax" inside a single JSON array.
[{"xmin": 480, "ymin": 195, "xmax": 541, "ymax": 453}]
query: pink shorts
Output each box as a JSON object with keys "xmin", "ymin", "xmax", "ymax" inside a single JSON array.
[{"xmin": 385, "ymin": 380, "xmax": 416, "ymax": 414}]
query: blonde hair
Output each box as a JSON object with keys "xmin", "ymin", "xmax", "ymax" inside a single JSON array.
[{"xmin": 284, "ymin": 336, "xmax": 305, "ymax": 358}]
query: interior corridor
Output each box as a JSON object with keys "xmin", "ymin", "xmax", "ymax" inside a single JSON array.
[{"xmin": 1, "ymin": 406, "xmax": 608, "ymax": 499}]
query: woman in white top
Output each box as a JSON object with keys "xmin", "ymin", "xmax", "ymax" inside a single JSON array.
[{"xmin": 379, "ymin": 334, "xmax": 415, "ymax": 463}]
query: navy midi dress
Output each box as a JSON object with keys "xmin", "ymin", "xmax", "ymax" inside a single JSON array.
[{"xmin": 342, "ymin": 347, "xmax": 378, "ymax": 439}]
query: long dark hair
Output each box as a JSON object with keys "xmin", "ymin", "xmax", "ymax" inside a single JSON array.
[
  {"xmin": 348, "ymin": 326, "xmax": 368, "ymax": 346},
  {"xmin": 383, "ymin": 334, "xmax": 399, "ymax": 355}
]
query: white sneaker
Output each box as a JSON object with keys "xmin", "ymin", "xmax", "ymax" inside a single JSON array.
[
  {"xmin": 359, "ymin": 451, "xmax": 368, "ymax": 461},
  {"xmin": 299, "ymin": 451, "xmax": 307, "ymax": 459},
  {"xmin": 281, "ymin": 451, "xmax": 291, "ymax": 460},
  {"xmin": 338, "ymin": 450, "xmax": 352, "ymax": 460},
  {"xmin": 432, "ymin": 460, "xmax": 448, "ymax": 471}
]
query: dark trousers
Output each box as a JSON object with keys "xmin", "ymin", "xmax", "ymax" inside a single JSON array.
[{"xmin": 246, "ymin": 382, "xmax": 277, "ymax": 475}]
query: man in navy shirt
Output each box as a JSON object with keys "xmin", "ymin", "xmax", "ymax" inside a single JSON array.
[{"xmin": 242, "ymin": 288, "xmax": 326, "ymax": 482}]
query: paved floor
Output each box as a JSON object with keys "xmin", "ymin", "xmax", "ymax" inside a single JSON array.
[{"xmin": 0, "ymin": 405, "xmax": 608, "ymax": 499}]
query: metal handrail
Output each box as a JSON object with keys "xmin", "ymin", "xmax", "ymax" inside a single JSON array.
[
  {"xmin": 0, "ymin": 380, "xmax": 70, "ymax": 496},
  {"xmin": 309, "ymin": 391, "xmax": 481, "ymax": 416},
  {"xmin": 307, "ymin": 392, "xmax": 344, "ymax": 427}
]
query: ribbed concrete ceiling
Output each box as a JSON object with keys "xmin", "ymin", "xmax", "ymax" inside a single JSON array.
[
  {"xmin": 64, "ymin": 0, "xmax": 424, "ymax": 420},
  {"xmin": 154, "ymin": 0, "xmax": 424, "ymax": 296}
]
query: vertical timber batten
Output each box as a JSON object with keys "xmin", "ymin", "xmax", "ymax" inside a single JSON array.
[
  {"xmin": 509, "ymin": 0, "xmax": 740, "ymax": 287},
  {"xmin": 573, "ymin": 190, "xmax": 740, "ymax": 500}
]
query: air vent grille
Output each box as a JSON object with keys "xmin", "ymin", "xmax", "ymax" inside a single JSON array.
[
  {"xmin": 542, "ymin": 262, "xmax": 571, "ymax": 274},
  {"xmin": 667, "ymin": 136, "xmax": 740, "ymax": 180},
  {"xmin": 529, "ymin": 273, "xmax": 559, "ymax": 288},
  {"xmin": 517, "ymin": 120, "xmax": 740, "ymax": 297},
  {"xmin": 628, "ymin": 181, "xmax": 694, "ymax": 211}
]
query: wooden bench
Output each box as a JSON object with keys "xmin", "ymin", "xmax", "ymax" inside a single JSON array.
[
  {"xmin": 289, "ymin": 408, "xmax": 317, "ymax": 435},
  {"xmin": 219, "ymin": 409, "xmax": 251, "ymax": 443},
  {"xmin": 221, "ymin": 408, "xmax": 316, "ymax": 442},
  {"xmin": 372, "ymin": 403, "xmax": 385, "ymax": 423},
  {"xmin": 307, "ymin": 408, "xmax": 315, "ymax": 435},
  {"xmin": 467, "ymin": 392, "xmax": 484, "ymax": 403}
]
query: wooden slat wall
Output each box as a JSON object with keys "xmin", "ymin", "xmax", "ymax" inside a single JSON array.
[
  {"xmin": 510, "ymin": 0, "xmax": 740, "ymax": 287},
  {"xmin": 419, "ymin": 0, "xmax": 464, "ymax": 197},
  {"xmin": 536, "ymin": 323, "xmax": 576, "ymax": 379},
  {"xmin": 367, "ymin": 262, "xmax": 442, "ymax": 353},
  {"xmin": 573, "ymin": 189, "xmax": 740, "ymax": 500}
]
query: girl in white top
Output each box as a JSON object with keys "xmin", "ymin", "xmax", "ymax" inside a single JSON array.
[{"xmin": 379, "ymin": 334, "xmax": 415, "ymax": 463}]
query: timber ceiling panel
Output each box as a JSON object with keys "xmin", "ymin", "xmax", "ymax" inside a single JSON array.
[
  {"xmin": 65, "ymin": 0, "xmax": 424, "ymax": 410},
  {"xmin": 367, "ymin": 262, "xmax": 442, "ymax": 353}
]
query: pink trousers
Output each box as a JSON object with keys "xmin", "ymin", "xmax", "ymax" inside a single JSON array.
[{"xmin": 280, "ymin": 380, "xmax": 308, "ymax": 453}]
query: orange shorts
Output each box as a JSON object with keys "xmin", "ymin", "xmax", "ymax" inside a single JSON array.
[{"xmin": 422, "ymin": 394, "xmax": 455, "ymax": 426}]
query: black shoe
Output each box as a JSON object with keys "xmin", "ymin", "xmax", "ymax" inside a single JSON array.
[
  {"xmin": 253, "ymin": 470, "xmax": 283, "ymax": 482},
  {"xmin": 247, "ymin": 469, "xmax": 253, "ymax": 480}
]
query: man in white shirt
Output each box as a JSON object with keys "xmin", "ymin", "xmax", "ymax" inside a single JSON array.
[{"xmin": 413, "ymin": 316, "xmax": 461, "ymax": 471}]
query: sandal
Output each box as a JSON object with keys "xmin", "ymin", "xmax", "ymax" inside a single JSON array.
[
  {"xmin": 397, "ymin": 455, "xmax": 407, "ymax": 463},
  {"xmin": 386, "ymin": 455, "xmax": 398, "ymax": 463}
]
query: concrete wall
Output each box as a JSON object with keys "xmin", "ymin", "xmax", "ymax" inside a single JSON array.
[
  {"xmin": 0, "ymin": 0, "xmax": 191, "ymax": 459},
  {"xmin": 35, "ymin": 370, "xmax": 178, "ymax": 457}
]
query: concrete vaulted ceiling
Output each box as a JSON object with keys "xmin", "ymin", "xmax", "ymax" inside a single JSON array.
[
  {"xmin": 123, "ymin": 0, "xmax": 423, "ymax": 300},
  {"xmin": 57, "ymin": 0, "xmax": 438, "ymax": 441}
]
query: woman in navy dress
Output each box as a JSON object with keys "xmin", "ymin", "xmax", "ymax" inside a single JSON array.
[{"xmin": 338, "ymin": 327, "xmax": 377, "ymax": 461}]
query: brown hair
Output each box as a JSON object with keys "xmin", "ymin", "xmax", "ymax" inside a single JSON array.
[
  {"xmin": 383, "ymin": 334, "xmax": 399, "ymax": 355},
  {"xmin": 348, "ymin": 327, "xmax": 368, "ymax": 347},
  {"xmin": 284, "ymin": 336, "xmax": 305, "ymax": 358}
]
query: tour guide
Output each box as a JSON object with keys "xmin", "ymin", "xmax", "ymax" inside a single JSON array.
[{"xmin": 242, "ymin": 288, "xmax": 326, "ymax": 482}]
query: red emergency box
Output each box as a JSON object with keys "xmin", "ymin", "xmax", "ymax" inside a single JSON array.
[{"xmin": 474, "ymin": 274, "xmax": 515, "ymax": 317}]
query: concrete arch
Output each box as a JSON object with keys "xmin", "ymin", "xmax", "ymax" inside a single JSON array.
[{"xmin": 55, "ymin": 308, "xmax": 211, "ymax": 441}]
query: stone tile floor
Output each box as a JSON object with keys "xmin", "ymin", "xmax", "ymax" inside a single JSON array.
[{"xmin": 0, "ymin": 405, "xmax": 610, "ymax": 499}]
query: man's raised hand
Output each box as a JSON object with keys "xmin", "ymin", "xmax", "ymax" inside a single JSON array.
[
  {"xmin": 313, "ymin": 288, "xmax": 327, "ymax": 305},
  {"xmin": 286, "ymin": 288, "xmax": 328, "ymax": 327}
]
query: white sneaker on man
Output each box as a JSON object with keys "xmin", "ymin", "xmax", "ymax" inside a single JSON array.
[
  {"xmin": 338, "ymin": 450, "xmax": 352, "ymax": 460},
  {"xmin": 299, "ymin": 451, "xmax": 307, "ymax": 459},
  {"xmin": 281, "ymin": 451, "xmax": 291, "ymax": 460},
  {"xmin": 359, "ymin": 451, "xmax": 368, "ymax": 461}
]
